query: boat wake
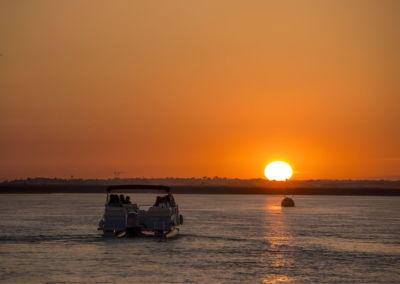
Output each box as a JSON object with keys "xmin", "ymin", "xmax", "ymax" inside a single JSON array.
[{"xmin": 0, "ymin": 234, "xmax": 103, "ymax": 243}]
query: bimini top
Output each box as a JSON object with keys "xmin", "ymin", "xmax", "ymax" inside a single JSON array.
[{"xmin": 107, "ymin": 184, "xmax": 170, "ymax": 194}]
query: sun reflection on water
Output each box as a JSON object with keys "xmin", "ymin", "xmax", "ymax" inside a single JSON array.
[
  {"xmin": 265, "ymin": 205, "xmax": 282, "ymax": 211},
  {"xmin": 261, "ymin": 197, "xmax": 296, "ymax": 283},
  {"xmin": 262, "ymin": 275, "xmax": 298, "ymax": 283}
]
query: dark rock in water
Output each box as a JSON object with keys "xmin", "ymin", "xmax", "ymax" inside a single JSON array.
[{"xmin": 281, "ymin": 197, "xmax": 295, "ymax": 207}]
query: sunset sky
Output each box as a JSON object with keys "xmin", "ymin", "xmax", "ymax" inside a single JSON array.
[{"xmin": 1, "ymin": 0, "xmax": 399, "ymax": 181}]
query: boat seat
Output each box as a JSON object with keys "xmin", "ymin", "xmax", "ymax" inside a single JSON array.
[
  {"xmin": 148, "ymin": 207, "xmax": 172, "ymax": 217},
  {"xmin": 123, "ymin": 204, "xmax": 139, "ymax": 210},
  {"xmin": 105, "ymin": 207, "xmax": 126, "ymax": 216},
  {"xmin": 106, "ymin": 203, "xmax": 123, "ymax": 208}
]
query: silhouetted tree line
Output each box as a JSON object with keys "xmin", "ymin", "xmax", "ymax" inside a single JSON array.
[{"xmin": 2, "ymin": 177, "xmax": 400, "ymax": 189}]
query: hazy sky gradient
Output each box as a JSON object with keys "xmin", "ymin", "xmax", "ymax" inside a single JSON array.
[{"xmin": 1, "ymin": 0, "xmax": 399, "ymax": 181}]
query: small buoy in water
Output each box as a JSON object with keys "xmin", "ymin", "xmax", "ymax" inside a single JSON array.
[{"xmin": 281, "ymin": 196, "xmax": 295, "ymax": 207}]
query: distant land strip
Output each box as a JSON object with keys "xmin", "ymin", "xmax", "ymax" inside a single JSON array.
[{"xmin": 1, "ymin": 185, "xmax": 400, "ymax": 196}]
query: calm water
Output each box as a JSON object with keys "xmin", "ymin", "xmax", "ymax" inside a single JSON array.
[{"xmin": 0, "ymin": 194, "xmax": 399, "ymax": 283}]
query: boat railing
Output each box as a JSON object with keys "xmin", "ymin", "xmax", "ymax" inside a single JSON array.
[{"xmin": 139, "ymin": 204, "xmax": 178, "ymax": 210}]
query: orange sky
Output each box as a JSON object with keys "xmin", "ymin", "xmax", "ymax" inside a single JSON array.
[{"xmin": 1, "ymin": 0, "xmax": 399, "ymax": 181}]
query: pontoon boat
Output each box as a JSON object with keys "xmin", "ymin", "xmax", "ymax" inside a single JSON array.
[{"xmin": 98, "ymin": 185, "xmax": 183, "ymax": 238}]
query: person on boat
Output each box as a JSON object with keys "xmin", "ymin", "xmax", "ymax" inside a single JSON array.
[
  {"xmin": 153, "ymin": 195, "xmax": 173, "ymax": 208},
  {"xmin": 154, "ymin": 196, "xmax": 163, "ymax": 207},
  {"xmin": 110, "ymin": 194, "xmax": 120, "ymax": 203},
  {"xmin": 119, "ymin": 194, "xmax": 126, "ymax": 204},
  {"xmin": 167, "ymin": 193, "xmax": 176, "ymax": 207},
  {"xmin": 125, "ymin": 196, "xmax": 131, "ymax": 204},
  {"xmin": 108, "ymin": 194, "xmax": 115, "ymax": 204},
  {"xmin": 108, "ymin": 194, "xmax": 123, "ymax": 207}
]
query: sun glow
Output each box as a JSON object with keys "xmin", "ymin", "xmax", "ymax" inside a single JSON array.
[{"xmin": 265, "ymin": 161, "xmax": 293, "ymax": 181}]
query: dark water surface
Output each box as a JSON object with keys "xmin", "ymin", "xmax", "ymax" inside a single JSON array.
[{"xmin": 0, "ymin": 194, "xmax": 399, "ymax": 283}]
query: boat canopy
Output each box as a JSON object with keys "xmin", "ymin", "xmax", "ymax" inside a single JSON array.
[
  {"xmin": 107, "ymin": 184, "xmax": 170, "ymax": 193},
  {"xmin": 106, "ymin": 185, "xmax": 170, "ymax": 203}
]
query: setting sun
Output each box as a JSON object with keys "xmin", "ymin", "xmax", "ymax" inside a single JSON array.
[{"xmin": 265, "ymin": 161, "xmax": 293, "ymax": 181}]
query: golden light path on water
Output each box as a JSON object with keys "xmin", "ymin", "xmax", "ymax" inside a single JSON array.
[{"xmin": 262, "ymin": 198, "xmax": 297, "ymax": 283}]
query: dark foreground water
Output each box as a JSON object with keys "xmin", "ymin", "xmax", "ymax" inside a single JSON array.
[{"xmin": 0, "ymin": 194, "xmax": 399, "ymax": 283}]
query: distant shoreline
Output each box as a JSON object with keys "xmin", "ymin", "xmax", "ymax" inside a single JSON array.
[{"xmin": 1, "ymin": 184, "xmax": 400, "ymax": 196}]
